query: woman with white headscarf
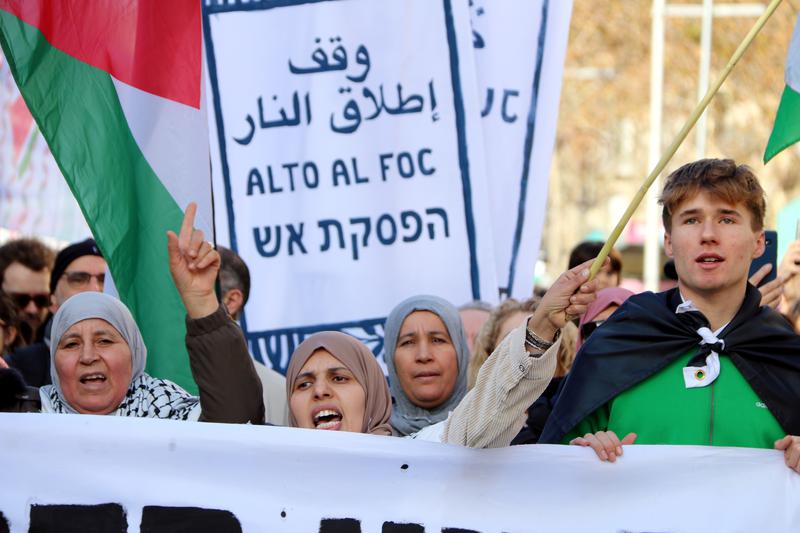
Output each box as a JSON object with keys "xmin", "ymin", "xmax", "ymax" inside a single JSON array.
[
  {"xmin": 40, "ymin": 292, "xmax": 201, "ymax": 418},
  {"xmin": 34, "ymin": 203, "xmax": 263, "ymax": 422}
]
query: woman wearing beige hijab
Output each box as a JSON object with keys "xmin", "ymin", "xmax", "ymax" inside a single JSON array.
[{"xmin": 286, "ymin": 331, "xmax": 392, "ymax": 436}]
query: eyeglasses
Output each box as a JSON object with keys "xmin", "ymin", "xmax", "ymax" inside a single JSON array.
[
  {"xmin": 62, "ymin": 271, "xmax": 105, "ymax": 288},
  {"xmin": 580, "ymin": 320, "xmax": 605, "ymax": 340},
  {"xmin": 9, "ymin": 292, "xmax": 50, "ymax": 309}
]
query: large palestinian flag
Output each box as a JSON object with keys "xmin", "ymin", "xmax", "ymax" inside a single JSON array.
[
  {"xmin": 765, "ymin": 15, "xmax": 800, "ymax": 163},
  {"xmin": 0, "ymin": 0, "xmax": 212, "ymax": 392}
]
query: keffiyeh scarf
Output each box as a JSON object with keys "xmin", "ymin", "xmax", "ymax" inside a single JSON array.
[{"xmin": 40, "ymin": 374, "xmax": 201, "ymax": 420}]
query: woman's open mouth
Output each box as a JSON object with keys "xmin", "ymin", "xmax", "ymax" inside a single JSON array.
[
  {"xmin": 313, "ymin": 409, "xmax": 343, "ymax": 430},
  {"xmin": 78, "ymin": 372, "xmax": 107, "ymax": 390}
]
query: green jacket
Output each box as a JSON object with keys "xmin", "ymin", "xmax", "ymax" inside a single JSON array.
[{"xmin": 563, "ymin": 349, "xmax": 784, "ymax": 448}]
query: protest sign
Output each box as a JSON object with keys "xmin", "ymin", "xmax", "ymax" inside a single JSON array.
[
  {"xmin": 2, "ymin": 414, "xmax": 799, "ymax": 532},
  {"xmin": 203, "ymin": 0, "xmax": 497, "ymax": 371},
  {"xmin": 470, "ymin": 0, "xmax": 573, "ymax": 296}
]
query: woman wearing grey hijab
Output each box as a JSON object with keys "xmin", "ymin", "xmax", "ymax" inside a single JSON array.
[
  {"xmin": 383, "ymin": 258, "xmax": 606, "ymax": 446},
  {"xmin": 34, "ymin": 203, "xmax": 264, "ymax": 423},
  {"xmin": 384, "ymin": 295, "xmax": 470, "ymax": 436},
  {"xmin": 39, "ymin": 292, "xmax": 201, "ymax": 419}
]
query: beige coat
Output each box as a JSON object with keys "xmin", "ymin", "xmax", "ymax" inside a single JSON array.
[{"xmin": 412, "ymin": 323, "xmax": 558, "ymax": 447}]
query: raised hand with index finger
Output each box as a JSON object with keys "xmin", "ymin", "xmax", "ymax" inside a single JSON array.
[{"xmin": 167, "ymin": 202, "xmax": 221, "ymax": 319}]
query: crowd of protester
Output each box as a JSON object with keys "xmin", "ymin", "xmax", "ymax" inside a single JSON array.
[{"xmin": 2, "ymin": 158, "xmax": 800, "ymax": 471}]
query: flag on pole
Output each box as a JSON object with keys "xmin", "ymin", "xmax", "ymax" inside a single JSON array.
[
  {"xmin": 765, "ymin": 15, "xmax": 800, "ymax": 163},
  {"xmin": 0, "ymin": 0, "xmax": 212, "ymax": 392}
]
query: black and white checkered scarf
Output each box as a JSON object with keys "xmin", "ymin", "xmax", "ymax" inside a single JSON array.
[{"xmin": 40, "ymin": 373, "xmax": 200, "ymax": 420}]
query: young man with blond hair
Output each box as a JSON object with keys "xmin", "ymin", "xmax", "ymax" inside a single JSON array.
[{"xmin": 540, "ymin": 159, "xmax": 800, "ymax": 473}]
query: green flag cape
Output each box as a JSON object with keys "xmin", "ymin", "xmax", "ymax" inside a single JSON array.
[{"xmin": 765, "ymin": 15, "xmax": 800, "ymax": 163}]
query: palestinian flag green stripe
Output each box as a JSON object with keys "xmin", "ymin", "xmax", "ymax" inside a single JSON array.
[
  {"xmin": 765, "ymin": 85, "xmax": 800, "ymax": 164},
  {"xmin": 0, "ymin": 9, "xmax": 197, "ymax": 392}
]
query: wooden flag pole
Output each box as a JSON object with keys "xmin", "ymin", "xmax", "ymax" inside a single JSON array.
[{"xmin": 589, "ymin": 0, "xmax": 784, "ymax": 280}]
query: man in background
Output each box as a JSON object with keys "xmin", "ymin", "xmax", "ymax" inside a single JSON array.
[{"xmin": 0, "ymin": 238, "xmax": 54, "ymax": 345}]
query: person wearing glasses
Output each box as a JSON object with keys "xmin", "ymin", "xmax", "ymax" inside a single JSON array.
[
  {"xmin": 49, "ymin": 239, "xmax": 106, "ymax": 311},
  {"xmin": 4, "ymin": 238, "xmax": 105, "ymax": 387},
  {"xmin": 0, "ymin": 237, "xmax": 54, "ymax": 345}
]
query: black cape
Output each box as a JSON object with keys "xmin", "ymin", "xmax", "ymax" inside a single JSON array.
[{"xmin": 539, "ymin": 284, "xmax": 800, "ymax": 443}]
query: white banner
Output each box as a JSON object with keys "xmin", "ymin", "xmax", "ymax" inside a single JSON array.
[
  {"xmin": 2, "ymin": 414, "xmax": 799, "ymax": 532},
  {"xmin": 203, "ymin": 0, "xmax": 497, "ymax": 371},
  {"xmin": 470, "ymin": 0, "xmax": 572, "ymax": 296}
]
